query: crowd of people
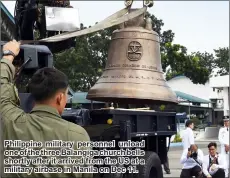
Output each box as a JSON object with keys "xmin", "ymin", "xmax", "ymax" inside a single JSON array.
[{"xmin": 179, "ymin": 118, "xmax": 229, "ymax": 178}]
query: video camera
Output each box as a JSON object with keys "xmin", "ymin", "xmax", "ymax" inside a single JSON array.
[
  {"xmin": 190, "ymin": 152, "xmax": 198, "ymax": 159},
  {"xmin": 188, "ymin": 148, "xmax": 198, "ymax": 160},
  {"xmin": 1, "ymin": 41, "xmax": 53, "ymax": 72}
]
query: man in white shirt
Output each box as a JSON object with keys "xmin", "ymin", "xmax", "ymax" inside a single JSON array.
[
  {"xmin": 180, "ymin": 144, "xmax": 204, "ymax": 178},
  {"xmin": 182, "ymin": 120, "xmax": 195, "ymax": 150},
  {"xmin": 218, "ymin": 116, "xmax": 229, "ymax": 177},
  {"xmin": 202, "ymin": 142, "xmax": 227, "ymax": 178}
]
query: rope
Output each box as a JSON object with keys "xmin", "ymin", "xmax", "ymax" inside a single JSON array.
[{"xmin": 20, "ymin": 6, "xmax": 147, "ymax": 44}]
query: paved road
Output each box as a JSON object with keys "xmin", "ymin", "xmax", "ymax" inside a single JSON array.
[{"xmin": 163, "ymin": 141, "xmax": 221, "ymax": 178}]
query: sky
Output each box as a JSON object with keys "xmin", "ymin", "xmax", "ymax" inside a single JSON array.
[{"xmin": 2, "ymin": 1, "xmax": 229, "ymax": 54}]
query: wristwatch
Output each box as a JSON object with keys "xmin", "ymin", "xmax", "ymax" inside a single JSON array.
[{"xmin": 2, "ymin": 50, "xmax": 16, "ymax": 58}]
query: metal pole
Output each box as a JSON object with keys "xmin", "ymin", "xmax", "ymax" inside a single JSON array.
[
  {"xmin": 228, "ymin": 80, "xmax": 230, "ymax": 117},
  {"xmin": 228, "ymin": 8, "xmax": 230, "ymax": 175},
  {"xmin": 227, "ymin": 30, "xmax": 230, "ymax": 176},
  {"xmin": 189, "ymin": 102, "xmax": 191, "ymax": 119},
  {"xmin": 229, "ymin": 36, "xmax": 230, "ymax": 117},
  {"xmin": 91, "ymin": 100, "xmax": 93, "ymax": 110}
]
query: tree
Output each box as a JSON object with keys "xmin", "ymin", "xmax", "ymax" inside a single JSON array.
[
  {"xmin": 163, "ymin": 43, "xmax": 215, "ymax": 84},
  {"xmin": 213, "ymin": 47, "xmax": 229, "ymax": 76},
  {"xmin": 146, "ymin": 13, "xmax": 213, "ymax": 84},
  {"xmin": 54, "ymin": 23, "xmax": 116, "ymax": 91}
]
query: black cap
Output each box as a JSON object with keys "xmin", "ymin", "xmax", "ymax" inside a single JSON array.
[{"xmin": 223, "ymin": 115, "xmax": 229, "ymax": 121}]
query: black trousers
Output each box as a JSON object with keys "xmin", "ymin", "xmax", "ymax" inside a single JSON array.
[
  {"xmin": 203, "ymin": 169, "xmax": 225, "ymax": 178},
  {"xmin": 163, "ymin": 139, "xmax": 170, "ymax": 172},
  {"xmin": 180, "ymin": 165, "xmax": 203, "ymax": 178},
  {"xmin": 163, "ymin": 155, "xmax": 170, "ymax": 171}
]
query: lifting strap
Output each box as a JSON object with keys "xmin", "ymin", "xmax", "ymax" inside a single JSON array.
[{"xmin": 20, "ymin": 6, "xmax": 147, "ymax": 44}]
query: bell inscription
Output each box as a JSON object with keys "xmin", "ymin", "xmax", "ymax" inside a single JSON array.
[
  {"xmin": 107, "ymin": 63, "xmax": 157, "ymax": 71},
  {"xmin": 127, "ymin": 41, "xmax": 143, "ymax": 61},
  {"xmin": 99, "ymin": 74, "xmax": 166, "ymax": 82}
]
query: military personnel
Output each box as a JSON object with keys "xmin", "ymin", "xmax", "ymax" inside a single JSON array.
[
  {"xmin": 0, "ymin": 40, "xmax": 93, "ymax": 178},
  {"xmin": 218, "ymin": 116, "xmax": 229, "ymax": 177},
  {"xmin": 182, "ymin": 120, "xmax": 195, "ymax": 150}
]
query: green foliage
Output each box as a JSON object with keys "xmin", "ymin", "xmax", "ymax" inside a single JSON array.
[
  {"xmin": 159, "ymin": 105, "xmax": 165, "ymax": 111},
  {"xmin": 172, "ymin": 133, "xmax": 182, "ymax": 143},
  {"xmin": 213, "ymin": 47, "xmax": 229, "ymax": 76},
  {"xmin": 164, "ymin": 43, "xmax": 214, "ymax": 84},
  {"xmin": 190, "ymin": 117, "xmax": 201, "ymax": 128}
]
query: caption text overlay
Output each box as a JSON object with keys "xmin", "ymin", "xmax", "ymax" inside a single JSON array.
[{"xmin": 3, "ymin": 140, "xmax": 146, "ymax": 174}]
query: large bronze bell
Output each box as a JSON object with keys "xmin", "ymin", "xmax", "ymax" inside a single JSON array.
[{"xmin": 86, "ymin": 11, "xmax": 178, "ymax": 104}]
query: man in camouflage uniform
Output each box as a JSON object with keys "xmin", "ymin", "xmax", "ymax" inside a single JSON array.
[{"xmin": 1, "ymin": 40, "xmax": 93, "ymax": 178}]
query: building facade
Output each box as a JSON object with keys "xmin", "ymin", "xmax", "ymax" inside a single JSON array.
[
  {"xmin": 167, "ymin": 75, "xmax": 211, "ymax": 103},
  {"xmin": 167, "ymin": 75, "xmax": 229, "ymax": 125},
  {"xmin": 209, "ymin": 75, "xmax": 229, "ymax": 124},
  {"xmin": 1, "ymin": 1, "xmax": 15, "ymax": 41},
  {"xmin": 167, "ymin": 75, "xmax": 212, "ymax": 122}
]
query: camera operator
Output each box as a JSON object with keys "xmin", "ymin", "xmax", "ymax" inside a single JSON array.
[{"xmin": 180, "ymin": 144, "xmax": 204, "ymax": 178}]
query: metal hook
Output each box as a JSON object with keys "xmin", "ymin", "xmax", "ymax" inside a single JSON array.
[
  {"xmin": 143, "ymin": 0, "xmax": 154, "ymax": 8},
  {"xmin": 124, "ymin": 0, "xmax": 134, "ymax": 9}
]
